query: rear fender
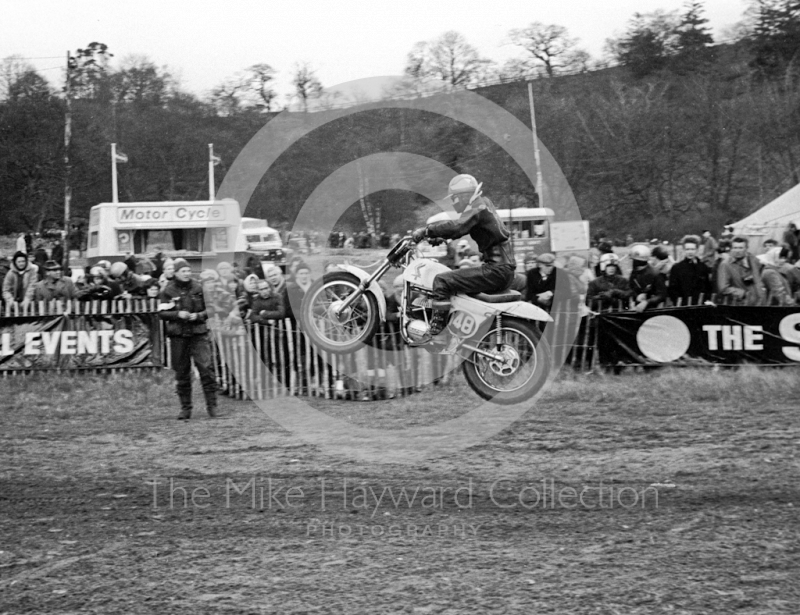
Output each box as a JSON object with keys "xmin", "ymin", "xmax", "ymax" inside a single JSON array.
[
  {"xmin": 452, "ymin": 295, "xmax": 553, "ymax": 323},
  {"xmin": 337, "ymin": 264, "xmax": 387, "ymax": 320}
]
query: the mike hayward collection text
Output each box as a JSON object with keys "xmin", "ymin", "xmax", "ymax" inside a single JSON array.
[{"xmin": 146, "ymin": 476, "xmax": 659, "ymax": 515}]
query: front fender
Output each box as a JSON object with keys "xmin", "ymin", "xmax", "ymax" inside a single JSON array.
[{"xmin": 337, "ymin": 264, "xmax": 387, "ymax": 321}]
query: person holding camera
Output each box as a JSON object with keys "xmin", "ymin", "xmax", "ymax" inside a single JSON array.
[{"xmin": 717, "ymin": 236, "xmax": 765, "ymax": 306}]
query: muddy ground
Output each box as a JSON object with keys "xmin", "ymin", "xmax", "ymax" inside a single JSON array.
[{"xmin": 1, "ymin": 368, "xmax": 799, "ymax": 614}]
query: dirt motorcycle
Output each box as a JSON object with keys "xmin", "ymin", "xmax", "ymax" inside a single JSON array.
[{"xmin": 300, "ymin": 235, "xmax": 553, "ymax": 404}]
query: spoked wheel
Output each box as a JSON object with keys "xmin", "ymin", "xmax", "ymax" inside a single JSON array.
[
  {"xmin": 300, "ymin": 272, "xmax": 380, "ymax": 354},
  {"xmin": 462, "ymin": 318, "xmax": 551, "ymax": 405}
]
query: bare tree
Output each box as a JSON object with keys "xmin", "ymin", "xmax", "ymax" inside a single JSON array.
[
  {"xmin": 210, "ymin": 77, "xmax": 247, "ymax": 116},
  {"xmin": 247, "ymin": 63, "xmax": 278, "ymax": 111},
  {"xmin": 291, "ymin": 62, "xmax": 323, "ymax": 112},
  {"xmin": 398, "ymin": 31, "xmax": 490, "ymax": 93},
  {"xmin": 507, "ymin": 23, "xmax": 591, "ymax": 77},
  {"xmin": 210, "ymin": 63, "xmax": 279, "ymax": 114}
]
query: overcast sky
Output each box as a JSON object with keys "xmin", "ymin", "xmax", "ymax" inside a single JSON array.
[{"xmin": 3, "ymin": 0, "xmax": 748, "ymax": 102}]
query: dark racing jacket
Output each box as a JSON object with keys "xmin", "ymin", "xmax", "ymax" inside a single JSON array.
[
  {"xmin": 158, "ymin": 279, "xmax": 209, "ymax": 337},
  {"xmin": 426, "ymin": 196, "xmax": 515, "ymax": 268}
]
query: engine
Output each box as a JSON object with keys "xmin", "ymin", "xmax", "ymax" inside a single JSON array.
[{"xmin": 406, "ymin": 319, "xmax": 430, "ymax": 342}]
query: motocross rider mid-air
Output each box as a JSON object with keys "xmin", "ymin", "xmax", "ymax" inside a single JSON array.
[{"xmin": 412, "ymin": 174, "xmax": 516, "ymax": 336}]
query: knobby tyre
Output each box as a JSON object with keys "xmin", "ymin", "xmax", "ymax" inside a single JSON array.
[
  {"xmin": 462, "ymin": 317, "xmax": 551, "ymax": 405},
  {"xmin": 300, "ymin": 272, "xmax": 380, "ymax": 354}
]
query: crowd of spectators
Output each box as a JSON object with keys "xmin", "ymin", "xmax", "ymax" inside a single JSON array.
[{"xmin": 583, "ymin": 223, "xmax": 800, "ymax": 309}]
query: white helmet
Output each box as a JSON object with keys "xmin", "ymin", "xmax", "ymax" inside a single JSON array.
[
  {"xmin": 448, "ymin": 174, "xmax": 483, "ymax": 204},
  {"xmin": 599, "ymin": 253, "xmax": 620, "ymax": 272},
  {"xmin": 109, "ymin": 261, "xmax": 128, "ymax": 278},
  {"xmin": 629, "ymin": 244, "xmax": 651, "ymax": 261}
]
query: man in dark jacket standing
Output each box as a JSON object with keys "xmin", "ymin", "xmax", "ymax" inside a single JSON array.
[
  {"xmin": 668, "ymin": 235, "xmax": 712, "ymax": 305},
  {"xmin": 158, "ymin": 259, "xmax": 218, "ymax": 420}
]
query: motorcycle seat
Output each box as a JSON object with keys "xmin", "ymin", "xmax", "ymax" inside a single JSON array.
[{"xmin": 468, "ymin": 290, "xmax": 522, "ymax": 303}]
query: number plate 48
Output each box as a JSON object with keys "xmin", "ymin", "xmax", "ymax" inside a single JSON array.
[{"xmin": 448, "ymin": 311, "xmax": 477, "ymax": 336}]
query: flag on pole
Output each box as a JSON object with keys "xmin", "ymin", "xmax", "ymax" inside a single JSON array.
[
  {"xmin": 114, "ymin": 150, "xmax": 129, "ymax": 163},
  {"xmin": 211, "ymin": 153, "xmax": 222, "ymax": 166}
]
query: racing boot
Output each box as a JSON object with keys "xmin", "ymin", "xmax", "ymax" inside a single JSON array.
[
  {"xmin": 428, "ymin": 301, "xmax": 451, "ymax": 337},
  {"xmin": 177, "ymin": 390, "xmax": 192, "ymax": 421},
  {"xmin": 204, "ymin": 390, "xmax": 218, "ymax": 418}
]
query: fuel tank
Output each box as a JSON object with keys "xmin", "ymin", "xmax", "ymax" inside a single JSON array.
[{"xmin": 402, "ymin": 258, "xmax": 451, "ymax": 290}]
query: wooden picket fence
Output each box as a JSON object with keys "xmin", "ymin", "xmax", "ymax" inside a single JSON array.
[
  {"xmin": 208, "ymin": 319, "xmax": 459, "ymax": 400},
  {"xmin": 0, "ymin": 291, "xmax": 782, "ymax": 389}
]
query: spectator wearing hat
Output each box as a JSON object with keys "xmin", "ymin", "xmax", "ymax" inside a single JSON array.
[
  {"xmin": 3, "ymin": 251, "xmax": 38, "ymax": 305},
  {"xmin": 159, "ymin": 259, "xmax": 176, "ymax": 291},
  {"xmin": 592, "ymin": 241, "xmax": 614, "ymax": 277},
  {"xmin": 525, "ymin": 253, "xmax": 557, "ymax": 311},
  {"xmin": 668, "ymin": 236, "xmax": 712, "ymax": 305},
  {"xmin": 629, "ymin": 245, "xmax": 667, "ymax": 312},
  {"xmin": 158, "ymin": 258, "xmax": 218, "ymax": 419},
  {"xmin": 26, "ymin": 261, "xmax": 76, "ymax": 303},
  {"xmin": 717, "ymin": 236, "xmax": 765, "ymax": 306},
  {"xmin": 587, "ymin": 254, "xmax": 631, "ymax": 306}
]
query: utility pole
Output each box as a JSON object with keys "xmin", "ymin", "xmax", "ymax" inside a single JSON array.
[
  {"xmin": 527, "ymin": 82, "xmax": 543, "ymax": 207},
  {"xmin": 63, "ymin": 51, "xmax": 73, "ymax": 269}
]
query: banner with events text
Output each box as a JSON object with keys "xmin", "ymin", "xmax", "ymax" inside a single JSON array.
[
  {"xmin": 0, "ymin": 313, "xmax": 163, "ymax": 371},
  {"xmin": 597, "ymin": 306, "xmax": 800, "ymax": 366}
]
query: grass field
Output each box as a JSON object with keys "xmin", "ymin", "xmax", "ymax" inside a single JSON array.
[{"xmin": 1, "ymin": 367, "xmax": 799, "ymax": 614}]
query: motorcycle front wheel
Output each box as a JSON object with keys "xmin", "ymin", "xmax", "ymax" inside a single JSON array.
[
  {"xmin": 300, "ymin": 272, "xmax": 380, "ymax": 354},
  {"xmin": 462, "ymin": 318, "xmax": 551, "ymax": 405}
]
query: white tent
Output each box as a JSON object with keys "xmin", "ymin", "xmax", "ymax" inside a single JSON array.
[{"xmin": 732, "ymin": 182, "xmax": 800, "ymax": 242}]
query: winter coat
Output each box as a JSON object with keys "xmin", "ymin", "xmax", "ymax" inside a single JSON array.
[
  {"xmin": 717, "ymin": 254, "xmax": 765, "ymax": 305},
  {"xmin": 629, "ymin": 265, "xmax": 667, "ymax": 309},
  {"xmin": 668, "ymin": 258, "xmax": 712, "ymax": 305},
  {"xmin": 248, "ymin": 293, "xmax": 286, "ymax": 324},
  {"xmin": 26, "ymin": 277, "xmax": 77, "ymax": 302},
  {"xmin": 586, "ymin": 274, "xmax": 632, "ymax": 306},
  {"xmin": 158, "ymin": 279, "xmax": 209, "ymax": 337},
  {"xmin": 2, "ymin": 263, "xmax": 38, "ymax": 303}
]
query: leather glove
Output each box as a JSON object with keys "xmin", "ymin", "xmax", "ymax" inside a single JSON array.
[{"xmin": 411, "ymin": 227, "xmax": 428, "ymax": 243}]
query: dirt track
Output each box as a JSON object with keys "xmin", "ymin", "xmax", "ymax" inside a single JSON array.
[{"xmin": 1, "ymin": 369, "xmax": 799, "ymax": 614}]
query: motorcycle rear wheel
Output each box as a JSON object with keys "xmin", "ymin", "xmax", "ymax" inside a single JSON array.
[
  {"xmin": 300, "ymin": 272, "xmax": 380, "ymax": 354},
  {"xmin": 462, "ymin": 318, "xmax": 551, "ymax": 405}
]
